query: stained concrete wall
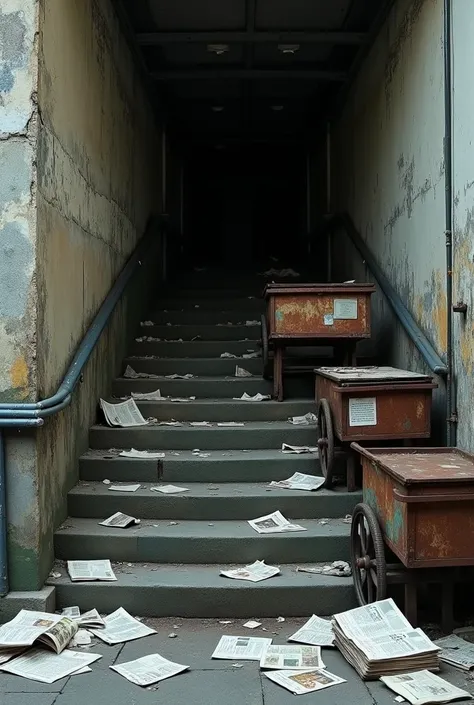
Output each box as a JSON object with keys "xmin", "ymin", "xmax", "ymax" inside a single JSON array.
[{"xmin": 331, "ymin": 0, "xmax": 447, "ymax": 438}]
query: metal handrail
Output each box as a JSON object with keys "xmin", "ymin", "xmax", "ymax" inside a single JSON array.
[{"xmin": 323, "ymin": 212, "xmax": 448, "ymax": 376}]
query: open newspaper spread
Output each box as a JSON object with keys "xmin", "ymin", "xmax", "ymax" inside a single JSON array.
[
  {"xmin": 380, "ymin": 671, "xmax": 471, "ymax": 705},
  {"xmin": 0, "ymin": 610, "xmax": 77, "ymax": 653},
  {"xmin": 248, "ymin": 510, "xmax": 306, "ymax": 534},
  {"xmin": 100, "ymin": 398, "xmax": 148, "ymax": 427},
  {"xmin": 220, "ymin": 560, "xmax": 280, "ymax": 583},
  {"xmin": 434, "ymin": 634, "xmax": 474, "ymax": 670},
  {"xmin": 260, "ymin": 645, "xmax": 324, "ymax": 670},
  {"xmin": 99, "ymin": 512, "xmax": 140, "ymax": 528},
  {"xmin": 333, "ymin": 599, "xmax": 440, "ymax": 679},
  {"xmin": 0, "ymin": 648, "xmax": 102, "ymax": 683},
  {"xmin": 288, "ymin": 615, "xmax": 335, "ymax": 647},
  {"xmin": 111, "ymin": 653, "xmax": 189, "ymax": 686},
  {"xmin": 212, "ymin": 636, "xmax": 272, "ymax": 661},
  {"xmin": 67, "ymin": 560, "xmax": 117, "ymax": 582},
  {"xmin": 264, "ymin": 668, "xmax": 346, "ymax": 695},
  {"xmin": 268, "ymin": 473, "xmax": 325, "ymax": 491},
  {"xmin": 90, "ymin": 608, "xmax": 155, "ymax": 645}
]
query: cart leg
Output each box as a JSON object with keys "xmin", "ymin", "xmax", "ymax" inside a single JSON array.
[
  {"xmin": 404, "ymin": 582, "xmax": 418, "ymax": 627},
  {"xmin": 441, "ymin": 580, "xmax": 454, "ymax": 634},
  {"xmin": 273, "ymin": 345, "xmax": 284, "ymax": 402},
  {"xmin": 346, "ymin": 452, "xmax": 357, "ymax": 493}
]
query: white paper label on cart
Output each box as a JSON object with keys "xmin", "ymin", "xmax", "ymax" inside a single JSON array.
[
  {"xmin": 349, "ymin": 397, "xmax": 377, "ymax": 426},
  {"xmin": 324, "ymin": 314, "xmax": 334, "ymax": 326},
  {"xmin": 333, "ymin": 299, "xmax": 358, "ymax": 320}
]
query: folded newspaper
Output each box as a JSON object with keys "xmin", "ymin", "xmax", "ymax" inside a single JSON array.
[
  {"xmin": 333, "ymin": 599, "xmax": 440, "ymax": 679},
  {"xmin": 288, "ymin": 615, "xmax": 335, "ymax": 647},
  {"xmin": 264, "ymin": 668, "xmax": 345, "ymax": 695},
  {"xmin": 220, "ymin": 560, "xmax": 280, "ymax": 583},
  {"xmin": 100, "ymin": 398, "xmax": 148, "ymax": 427},
  {"xmin": 380, "ymin": 670, "xmax": 471, "ymax": 705},
  {"xmin": 89, "ymin": 607, "xmax": 155, "ymax": 645},
  {"xmin": 0, "ymin": 610, "xmax": 78, "ymax": 653},
  {"xmin": 260, "ymin": 644, "xmax": 324, "ymax": 670},
  {"xmin": 288, "ymin": 413, "xmax": 317, "ymax": 425},
  {"xmin": 212, "ymin": 635, "xmax": 272, "ymax": 661},
  {"xmin": 61, "ymin": 607, "xmax": 105, "ymax": 629},
  {"xmin": 150, "ymin": 484, "xmax": 190, "ymax": 494},
  {"xmin": 130, "ymin": 389, "xmax": 163, "ymax": 401},
  {"xmin": 0, "ymin": 647, "xmax": 102, "ymax": 683},
  {"xmin": 67, "ymin": 560, "xmax": 117, "ymax": 582},
  {"xmin": 111, "ymin": 653, "xmax": 189, "ymax": 686},
  {"xmin": 268, "ymin": 473, "xmax": 325, "ymax": 491},
  {"xmin": 99, "ymin": 512, "xmax": 140, "ymax": 528},
  {"xmin": 281, "ymin": 443, "xmax": 317, "ymax": 454},
  {"xmin": 248, "ymin": 510, "xmax": 306, "ymax": 534}
]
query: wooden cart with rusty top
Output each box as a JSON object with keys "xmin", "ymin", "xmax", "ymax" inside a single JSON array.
[
  {"xmin": 262, "ymin": 283, "xmax": 376, "ymax": 401},
  {"xmin": 315, "ymin": 366, "xmax": 437, "ymax": 490},
  {"xmin": 349, "ymin": 445, "xmax": 474, "ymax": 630}
]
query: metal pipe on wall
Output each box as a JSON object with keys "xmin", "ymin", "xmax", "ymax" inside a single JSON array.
[{"xmin": 0, "ymin": 432, "xmax": 9, "ymax": 595}]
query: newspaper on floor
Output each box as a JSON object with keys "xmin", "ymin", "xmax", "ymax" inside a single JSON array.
[
  {"xmin": 119, "ymin": 449, "xmax": 165, "ymax": 459},
  {"xmin": 434, "ymin": 634, "xmax": 474, "ymax": 670},
  {"xmin": 220, "ymin": 560, "xmax": 280, "ymax": 583},
  {"xmin": 281, "ymin": 443, "xmax": 318, "ymax": 454},
  {"xmin": 100, "ymin": 399, "xmax": 148, "ymax": 427},
  {"xmin": 333, "ymin": 598, "xmax": 440, "ymax": 679},
  {"xmin": 268, "ymin": 473, "xmax": 325, "ymax": 491},
  {"xmin": 297, "ymin": 561, "xmax": 351, "ymax": 577},
  {"xmin": 234, "ymin": 392, "xmax": 271, "ymax": 402},
  {"xmin": 265, "ymin": 668, "xmax": 345, "ymax": 695},
  {"xmin": 260, "ymin": 644, "xmax": 324, "ymax": 670},
  {"xmin": 90, "ymin": 607, "xmax": 155, "ymax": 645},
  {"xmin": 108, "ymin": 483, "xmax": 141, "ymax": 492},
  {"xmin": 288, "ymin": 412, "xmax": 317, "ymax": 425},
  {"xmin": 0, "ymin": 647, "xmax": 27, "ymax": 665},
  {"xmin": 99, "ymin": 512, "xmax": 140, "ymax": 528},
  {"xmin": 244, "ymin": 621, "xmax": 262, "ymax": 629},
  {"xmin": 248, "ymin": 510, "xmax": 306, "ymax": 534},
  {"xmin": 0, "ymin": 648, "xmax": 102, "ymax": 683},
  {"xmin": 130, "ymin": 389, "xmax": 163, "ymax": 401},
  {"xmin": 235, "ymin": 365, "xmax": 253, "ymax": 377},
  {"xmin": 150, "ymin": 484, "xmax": 190, "ymax": 494},
  {"xmin": 166, "ymin": 373, "xmax": 194, "ymax": 379},
  {"xmin": 380, "ymin": 670, "xmax": 471, "ymax": 705},
  {"xmin": 0, "ymin": 610, "xmax": 77, "ymax": 653},
  {"xmin": 288, "ymin": 615, "xmax": 335, "ymax": 647},
  {"xmin": 62, "ymin": 608, "xmax": 105, "ymax": 629},
  {"xmin": 111, "ymin": 653, "xmax": 189, "ymax": 687},
  {"xmin": 67, "ymin": 560, "xmax": 117, "ymax": 582},
  {"xmin": 212, "ymin": 635, "xmax": 272, "ymax": 661},
  {"xmin": 221, "ymin": 352, "xmax": 238, "ymax": 358}
]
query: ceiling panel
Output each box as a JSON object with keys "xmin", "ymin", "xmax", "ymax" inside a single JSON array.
[
  {"xmin": 252, "ymin": 43, "xmax": 333, "ymax": 67},
  {"xmin": 256, "ymin": 0, "xmax": 350, "ymax": 31},
  {"xmin": 147, "ymin": 0, "xmax": 246, "ymax": 30}
]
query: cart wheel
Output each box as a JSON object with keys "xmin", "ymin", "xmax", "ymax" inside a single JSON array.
[
  {"xmin": 261, "ymin": 314, "xmax": 271, "ymax": 380},
  {"xmin": 351, "ymin": 503, "xmax": 387, "ymax": 605},
  {"xmin": 317, "ymin": 399, "xmax": 334, "ymax": 487}
]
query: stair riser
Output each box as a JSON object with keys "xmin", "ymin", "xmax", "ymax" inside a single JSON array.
[
  {"xmin": 89, "ymin": 426, "xmax": 317, "ymax": 450},
  {"xmin": 53, "ymin": 583, "xmax": 357, "ymax": 618},
  {"xmin": 129, "ymin": 341, "xmax": 260, "ymax": 358},
  {"xmin": 124, "ymin": 357, "xmax": 262, "ymax": 376},
  {"xmin": 118, "ymin": 400, "xmax": 317, "ymax": 422},
  {"xmin": 68, "ymin": 492, "xmax": 361, "ymax": 520},
  {"xmin": 112, "ymin": 378, "xmax": 270, "ymax": 398},
  {"xmin": 142, "ymin": 310, "xmax": 259, "ymax": 325},
  {"xmin": 54, "ymin": 532, "xmax": 350, "ymax": 564},
  {"xmin": 136, "ymin": 325, "xmax": 261, "ymax": 341}
]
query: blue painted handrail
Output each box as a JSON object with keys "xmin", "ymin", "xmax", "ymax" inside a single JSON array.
[{"xmin": 324, "ymin": 212, "xmax": 448, "ymax": 376}]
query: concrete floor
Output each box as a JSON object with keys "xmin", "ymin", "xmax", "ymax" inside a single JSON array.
[{"xmin": 2, "ymin": 618, "xmax": 474, "ymax": 705}]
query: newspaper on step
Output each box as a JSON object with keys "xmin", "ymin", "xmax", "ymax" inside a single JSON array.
[
  {"xmin": 242, "ymin": 351, "xmax": 261, "ymax": 359},
  {"xmin": 248, "ymin": 510, "xmax": 307, "ymax": 534},
  {"xmin": 380, "ymin": 670, "xmax": 471, "ymax": 705},
  {"xmin": 99, "ymin": 512, "xmax": 140, "ymax": 528},
  {"xmin": 150, "ymin": 484, "xmax": 190, "ymax": 494},
  {"xmin": 119, "ymin": 449, "xmax": 165, "ymax": 459},
  {"xmin": 297, "ymin": 560, "xmax": 351, "ymax": 577},
  {"xmin": 333, "ymin": 598, "xmax": 440, "ymax": 679},
  {"xmin": 281, "ymin": 443, "xmax": 318, "ymax": 454},
  {"xmin": 61, "ymin": 607, "xmax": 105, "ymax": 629},
  {"xmin": 217, "ymin": 422, "xmax": 245, "ymax": 426},
  {"xmin": 434, "ymin": 634, "xmax": 474, "ymax": 670},
  {"xmin": 108, "ymin": 483, "xmax": 141, "ymax": 492},
  {"xmin": 131, "ymin": 389, "xmax": 163, "ymax": 401},
  {"xmin": 268, "ymin": 473, "xmax": 325, "ymax": 491},
  {"xmin": 260, "ymin": 644, "xmax": 324, "ymax": 670},
  {"xmin": 288, "ymin": 413, "xmax": 317, "ymax": 425},
  {"xmin": 124, "ymin": 365, "xmax": 158, "ymax": 379},
  {"xmin": 221, "ymin": 352, "xmax": 238, "ymax": 358},
  {"xmin": 235, "ymin": 366, "xmax": 252, "ymax": 377},
  {"xmin": 288, "ymin": 615, "xmax": 335, "ymax": 647},
  {"xmin": 0, "ymin": 610, "xmax": 77, "ymax": 653},
  {"xmin": 0, "ymin": 648, "xmax": 102, "ymax": 683},
  {"xmin": 111, "ymin": 653, "xmax": 189, "ymax": 686},
  {"xmin": 234, "ymin": 392, "xmax": 271, "ymax": 402},
  {"xmin": 67, "ymin": 560, "xmax": 117, "ymax": 582},
  {"xmin": 90, "ymin": 607, "xmax": 155, "ymax": 645},
  {"xmin": 166, "ymin": 373, "xmax": 194, "ymax": 379},
  {"xmin": 264, "ymin": 668, "xmax": 345, "ymax": 695},
  {"xmin": 212, "ymin": 635, "xmax": 272, "ymax": 661},
  {"xmin": 220, "ymin": 560, "xmax": 280, "ymax": 583},
  {"xmin": 100, "ymin": 399, "xmax": 148, "ymax": 427}
]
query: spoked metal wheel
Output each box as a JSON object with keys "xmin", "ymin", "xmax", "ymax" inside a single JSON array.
[
  {"xmin": 317, "ymin": 399, "xmax": 334, "ymax": 487},
  {"xmin": 351, "ymin": 503, "xmax": 387, "ymax": 605},
  {"xmin": 261, "ymin": 314, "xmax": 271, "ymax": 380}
]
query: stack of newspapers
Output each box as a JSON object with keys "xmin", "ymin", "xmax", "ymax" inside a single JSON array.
[{"xmin": 333, "ymin": 599, "xmax": 440, "ymax": 680}]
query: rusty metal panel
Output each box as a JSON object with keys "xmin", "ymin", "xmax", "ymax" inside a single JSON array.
[
  {"xmin": 316, "ymin": 375, "xmax": 344, "ymax": 438},
  {"xmin": 355, "ymin": 448, "xmax": 474, "ymax": 485}
]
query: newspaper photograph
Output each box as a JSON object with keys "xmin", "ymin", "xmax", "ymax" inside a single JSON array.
[
  {"xmin": 0, "ymin": 648, "xmax": 102, "ymax": 683},
  {"xmin": 130, "ymin": 389, "xmax": 163, "ymax": 400},
  {"xmin": 434, "ymin": 634, "xmax": 474, "ymax": 671},
  {"xmin": 248, "ymin": 510, "xmax": 307, "ymax": 534},
  {"xmin": 119, "ymin": 449, "xmax": 165, "ymax": 459},
  {"xmin": 380, "ymin": 670, "xmax": 471, "ymax": 705},
  {"xmin": 36, "ymin": 616, "xmax": 78, "ymax": 653},
  {"xmin": 90, "ymin": 607, "xmax": 155, "ymax": 645},
  {"xmin": 99, "ymin": 512, "xmax": 140, "ymax": 528},
  {"xmin": 260, "ymin": 645, "xmax": 324, "ymax": 670},
  {"xmin": 268, "ymin": 473, "xmax": 325, "ymax": 491},
  {"xmin": 150, "ymin": 484, "xmax": 190, "ymax": 494},
  {"xmin": 61, "ymin": 606, "xmax": 81, "ymax": 619},
  {"xmin": 264, "ymin": 668, "xmax": 346, "ymax": 695},
  {"xmin": 288, "ymin": 615, "xmax": 335, "ymax": 647},
  {"xmin": 100, "ymin": 398, "xmax": 148, "ymax": 427},
  {"xmin": 211, "ymin": 635, "xmax": 272, "ymax": 661},
  {"xmin": 67, "ymin": 560, "xmax": 117, "ymax": 582},
  {"xmin": 281, "ymin": 443, "xmax": 317, "ymax": 454},
  {"xmin": 220, "ymin": 560, "xmax": 280, "ymax": 583},
  {"xmin": 0, "ymin": 610, "xmax": 65, "ymax": 648},
  {"xmin": 111, "ymin": 653, "xmax": 189, "ymax": 686}
]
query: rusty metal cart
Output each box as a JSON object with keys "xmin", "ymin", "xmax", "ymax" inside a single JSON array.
[
  {"xmin": 315, "ymin": 367, "xmax": 437, "ymax": 490},
  {"xmin": 262, "ymin": 283, "xmax": 376, "ymax": 401},
  {"xmin": 349, "ymin": 445, "xmax": 474, "ymax": 631}
]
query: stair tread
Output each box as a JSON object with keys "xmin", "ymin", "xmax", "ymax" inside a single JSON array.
[{"xmin": 91, "ymin": 420, "xmax": 317, "ymax": 434}]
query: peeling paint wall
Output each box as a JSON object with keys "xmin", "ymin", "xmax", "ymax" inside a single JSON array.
[{"xmin": 331, "ymin": 0, "xmax": 447, "ymax": 437}]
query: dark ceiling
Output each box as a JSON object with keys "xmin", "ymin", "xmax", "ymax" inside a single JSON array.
[{"xmin": 120, "ymin": 0, "xmax": 392, "ymax": 145}]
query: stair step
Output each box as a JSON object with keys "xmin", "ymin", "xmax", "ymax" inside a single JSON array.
[
  {"xmin": 54, "ymin": 518, "xmax": 351, "ymax": 564},
  {"xmin": 80, "ymin": 448, "xmax": 345, "ymax": 483},
  {"xmin": 68, "ymin": 482, "xmax": 360, "ymax": 520},
  {"xmin": 124, "ymin": 356, "xmax": 262, "ymax": 377},
  {"xmin": 142, "ymin": 309, "xmax": 260, "ymax": 325},
  {"xmin": 136, "ymin": 324, "xmax": 261, "ymax": 342},
  {"xmin": 112, "ymin": 376, "xmax": 270, "ymax": 399},
  {"xmin": 129, "ymin": 340, "xmax": 261, "ymax": 358},
  {"xmin": 90, "ymin": 420, "xmax": 317, "ymax": 450},
  {"xmin": 50, "ymin": 563, "xmax": 356, "ymax": 617},
  {"xmin": 152, "ymin": 297, "xmax": 263, "ymax": 312}
]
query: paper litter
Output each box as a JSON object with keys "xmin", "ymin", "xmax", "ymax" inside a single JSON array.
[
  {"xmin": 212, "ymin": 635, "xmax": 272, "ymax": 661},
  {"xmin": 248, "ymin": 510, "xmax": 306, "ymax": 534},
  {"xmin": 242, "ymin": 351, "xmax": 261, "ymax": 359},
  {"xmin": 67, "ymin": 560, "xmax": 117, "ymax": 582},
  {"xmin": 297, "ymin": 561, "xmax": 351, "ymax": 577},
  {"xmin": 235, "ymin": 365, "xmax": 252, "ymax": 377},
  {"xmin": 220, "ymin": 352, "xmax": 238, "ymax": 358},
  {"xmin": 268, "ymin": 473, "xmax": 325, "ymax": 491},
  {"xmin": 90, "ymin": 608, "xmax": 155, "ymax": 645},
  {"xmin": 120, "ymin": 449, "xmax": 165, "ymax": 459},
  {"xmin": 111, "ymin": 653, "xmax": 188, "ymax": 686},
  {"xmin": 0, "ymin": 648, "xmax": 102, "ymax": 684},
  {"xmin": 190, "ymin": 421, "xmax": 212, "ymax": 426},
  {"xmin": 108, "ymin": 484, "xmax": 141, "ymax": 492},
  {"xmin": 288, "ymin": 412, "xmax": 317, "ymax": 425},
  {"xmin": 150, "ymin": 485, "xmax": 189, "ymax": 494},
  {"xmin": 288, "ymin": 616, "xmax": 335, "ymax": 647},
  {"xmin": 130, "ymin": 389, "xmax": 163, "ymax": 401},
  {"xmin": 140, "ymin": 321, "xmax": 155, "ymax": 326},
  {"xmin": 99, "ymin": 512, "xmax": 140, "ymax": 528},
  {"xmin": 434, "ymin": 634, "xmax": 474, "ymax": 670},
  {"xmin": 243, "ymin": 621, "xmax": 262, "ymax": 629},
  {"xmin": 264, "ymin": 668, "xmax": 345, "ymax": 695},
  {"xmin": 165, "ymin": 373, "xmax": 194, "ymax": 379},
  {"xmin": 169, "ymin": 397, "xmax": 196, "ymax": 402},
  {"xmin": 261, "ymin": 268, "xmax": 300, "ymax": 278},
  {"xmin": 220, "ymin": 560, "xmax": 280, "ymax": 583},
  {"xmin": 380, "ymin": 670, "xmax": 470, "ymax": 705},
  {"xmin": 281, "ymin": 443, "xmax": 318, "ymax": 454},
  {"xmin": 245, "ymin": 320, "xmax": 260, "ymax": 326},
  {"xmin": 260, "ymin": 644, "xmax": 324, "ymax": 670},
  {"xmin": 234, "ymin": 392, "xmax": 271, "ymax": 402},
  {"xmin": 100, "ymin": 399, "xmax": 148, "ymax": 427},
  {"xmin": 217, "ymin": 422, "xmax": 245, "ymax": 427}
]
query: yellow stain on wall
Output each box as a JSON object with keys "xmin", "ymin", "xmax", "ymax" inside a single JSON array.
[{"xmin": 10, "ymin": 357, "xmax": 29, "ymax": 398}]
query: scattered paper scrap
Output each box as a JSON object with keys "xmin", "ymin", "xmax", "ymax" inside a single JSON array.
[
  {"xmin": 170, "ymin": 397, "xmax": 196, "ymax": 402},
  {"xmin": 165, "ymin": 374, "xmax": 194, "ymax": 379},
  {"xmin": 62, "ymin": 608, "xmax": 105, "ymax": 630},
  {"xmin": 219, "ymin": 621, "xmax": 233, "ymax": 625},
  {"xmin": 242, "ymin": 351, "xmax": 261, "ymax": 359},
  {"xmin": 288, "ymin": 616, "xmax": 335, "ymax": 647},
  {"xmin": 159, "ymin": 421, "xmax": 183, "ymax": 425},
  {"xmin": 244, "ymin": 621, "xmax": 262, "ymax": 630},
  {"xmin": 264, "ymin": 668, "xmax": 345, "ymax": 695},
  {"xmin": 245, "ymin": 320, "xmax": 260, "ymax": 326},
  {"xmin": 140, "ymin": 320, "xmax": 154, "ymax": 326},
  {"xmin": 217, "ymin": 422, "xmax": 245, "ymax": 427},
  {"xmin": 111, "ymin": 653, "xmax": 188, "ymax": 687},
  {"xmin": 281, "ymin": 443, "xmax": 318, "ymax": 454},
  {"xmin": 234, "ymin": 392, "xmax": 271, "ymax": 402},
  {"xmin": 190, "ymin": 421, "xmax": 212, "ymax": 426},
  {"xmin": 151, "ymin": 485, "xmax": 190, "ymax": 494},
  {"xmin": 380, "ymin": 670, "xmax": 470, "ymax": 705},
  {"xmin": 90, "ymin": 608, "xmax": 155, "ymax": 645},
  {"xmin": 100, "ymin": 399, "xmax": 148, "ymax": 427},
  {"xmin": 99, "ymin": 512, "xmax": 140, "ymax": 528},
  {"xmin": 212, "ymin": 635, "xmax": 272, "ymax": 661},
  {"xmin": 67, "ymin": 560, "xmax": 117, "ymax": 582},
  {"xmin": 220, "ymin": 560, "xmax": 281, "ymax": 583},
  {"xmin": 221, "ymin": 352, "xmax": 237, "ymax": 359},
  {"xmin": 120, "ymin": 449, "xmax": 165, "ymax": 459},
  {"xmin": 108, "ymin": 484, "xmax": 141, "ymax": 492},
  {"xmin": 268, "ymin": 473, "xmax": 325, "ymax": 492},
  {"xmin": 235, "ymin": 366, "xmax": 252, "ymax": 377},
  {"xmin": 70, "ymin": 630, "xmax": 92, "ymax": 647},
  {"xmin": 0, "ymin": 648, "xmax": 102, "ymax": 684},
  {"xmin": 277, "ymin": 617, "xmax": 285, "ymax": 623},
  {"xmin": 131, "ymin": 389, "xmax": 163, "ymax": 401},
  {"xmin": 260, "ymin": 644, "xmax": 324, "ymax": 670},
  {"xmin": 288, "ymin": 412, "xmax": 317, "ymax": 425},
  {"xmin": 248, "ymin": 511, "xmax": 306, "ymax": 534},
  {"xmin": 297, "ymin": 561, "xmax": 351, "ymax": 577}
]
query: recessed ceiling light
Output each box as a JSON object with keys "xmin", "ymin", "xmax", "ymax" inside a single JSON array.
[
  {"xmin": 207, "ymin": 44, "xmax": 230, "ymax": 55},
  {"xmin": 211, "ymin": 106, "xmax": 224, "ymax": 112},
  {"xmin": 278, "ymin": 44, "xmax": 300, "ymax": 55},
  {"xmin": 271, "ymin": 105, "xmax": 284, "ymax": 111}
]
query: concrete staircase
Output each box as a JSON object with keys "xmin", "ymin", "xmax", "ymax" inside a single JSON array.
[{"xmin": 51, "ymin": 271, "xmax": 361, "ymax": 617}]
